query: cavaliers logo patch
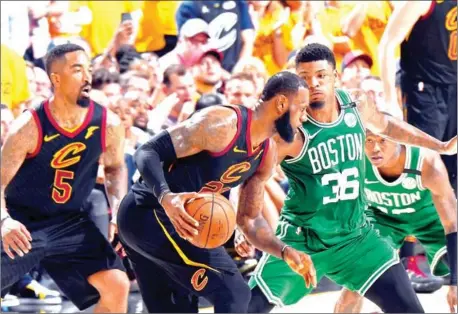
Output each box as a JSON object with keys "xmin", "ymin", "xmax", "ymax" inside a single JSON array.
[{"xmin": 191, "ymin": 268, "xmax": 208, "ymax": 291}]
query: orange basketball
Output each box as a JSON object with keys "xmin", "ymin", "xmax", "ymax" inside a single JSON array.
[{"xmin": 185, "ymin": 193, "xmax": 236, "ymax": 249}]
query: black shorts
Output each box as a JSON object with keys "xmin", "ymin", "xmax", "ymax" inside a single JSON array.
[
  {"xmin": 1, "ymin": 212, "xmax": 125, "ymax": 310},
  {"xmin": 401, "ymin": 74, "xmax": 457, "ymax": 190},
  {"xmin": 117, "ymin": 192, "xmax": 249, "ymax": 313}
]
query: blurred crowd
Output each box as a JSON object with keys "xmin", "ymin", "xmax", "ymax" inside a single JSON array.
[
  {"xmin": 1, "ymin": 0, "xmax": 401, "ymax": 184},
  {"xmin": 0, "ymin": 0, "xmax": 438, "ymax": 308}
]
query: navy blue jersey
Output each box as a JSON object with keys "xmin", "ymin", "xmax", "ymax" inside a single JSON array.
[
  {"xmin": 400, "ymin": 0, "xmax": 457, "ymax": 84},
  {"xmin": 132, "ymin": 105, "xmax": 270, "ymax": 208},
  {"xmin": 5, "ymin": 100, "xmax": 107, "ymax": 220}
]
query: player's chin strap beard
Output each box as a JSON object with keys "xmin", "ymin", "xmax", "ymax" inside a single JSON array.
[
  {"xmin": 309, "ymin": 101, "xmax": 325, "ymax": 109},
  {"xmin": 77, "ymin": 97, "xmax": 91, "ymax": 108}
]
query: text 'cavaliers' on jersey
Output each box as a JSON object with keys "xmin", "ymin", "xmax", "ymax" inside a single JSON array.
[
  {"xmin": 401, "ymin": 0, "xmax": 457, "ymax": 84},
  {"xmin": 132, "ymin": 105, "xmax": 270, "ymax": 208},
  {"xmin": 5, "ymin": 100, "xmax": 107, "ymax": 220}
]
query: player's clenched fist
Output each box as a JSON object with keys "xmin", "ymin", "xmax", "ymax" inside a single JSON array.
[
  {"xmin": 1, "ymin": 217, "xmax": 32, "ymax": 259},
  {"xmin": 283, "ymin": 246, "xmax": 317, "ymax": 289}
]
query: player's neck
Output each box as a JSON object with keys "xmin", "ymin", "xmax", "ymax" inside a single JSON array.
[
  {"xmin": 250, "ymin": 108, "xmax": 275, "ymax": 148},
  {"xmin": 377, "ymin": 145, "xmax": 406, "ymax": 178},
  {"xmin": 48, "ymin": 95, "xmax": 89, "ymax": 128},
  {"xmin": 307, "ymin": 95, "xmax": 340, "ymax": 123}
]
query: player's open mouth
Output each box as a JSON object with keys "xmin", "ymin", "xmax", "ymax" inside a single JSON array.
[{"xmin": 81, "ymin": 86, "xmax": 91, "ymax": 97}]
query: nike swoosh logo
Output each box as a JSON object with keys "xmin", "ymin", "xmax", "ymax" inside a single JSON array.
[
  {"xmin": 365, "ymin": 180, "xmax": 379, "ymax": 184},
  {"xmin": 44, "ymin": 134, "xmax": 60, "ymax": 142},
  {"xmin": 233, "ymin": 146, "xmax": 247, "ymax": 154},
  {"xmin": 308, "ymin": 129, "xmax": 323, "ymax": 140}
]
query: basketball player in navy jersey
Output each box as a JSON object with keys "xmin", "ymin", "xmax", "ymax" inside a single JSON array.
[
  {"xmin": 117, "ymin": 71, "xmax": 316, "ymax": 313},
  {"xmin": 1, "ymin": 44, "xmax": 130, "ymax": 312},
  {"xmin": 379, "ymin": 1, "xmax": 457, "ymax": 304}
]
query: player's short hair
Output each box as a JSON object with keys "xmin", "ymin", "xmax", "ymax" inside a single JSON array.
[
  {"xmin": 44, "ymin": 43, "xmax": 86, "ymax": 76},
  {"xmin": 260, "ymin": 71, "xmax": 308, "ymax": 102},
  {"xmin": 295, "ymin": 43, "xmax": 336, "ymax": 69}
]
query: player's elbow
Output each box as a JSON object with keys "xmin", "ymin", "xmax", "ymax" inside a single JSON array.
[{"xmin": 236, "ymin": 212, "xmax": 253, "ymax": 234}]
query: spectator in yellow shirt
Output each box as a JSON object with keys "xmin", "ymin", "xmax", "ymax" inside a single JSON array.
[
  {"xmin": 1, "ymin": 44, "xmax": 30, "ymax": 116},
  {"xmin": 78, "ymin": 1, "xmax": 142, "ymax": 56},
  {"xmin": 250, "ymin": 1, "xmax": 307, "ymax": 76},
  {"xmin": 135, "ymin": 1, "xmax": 180, "ymax": 56}
]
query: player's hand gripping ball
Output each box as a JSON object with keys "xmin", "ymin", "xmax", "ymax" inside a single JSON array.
[{"xmin": 185, "ymin": 193, "xmax": 236, "ymax": 249}]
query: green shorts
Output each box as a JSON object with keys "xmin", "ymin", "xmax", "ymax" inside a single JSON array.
[
  {"xmin": 248, "ymin": 219, "xmax": 399, "ymax": 306},
  {"xmin": 366, "ymin": 207, "xmax": 449, "ymax": 277}
]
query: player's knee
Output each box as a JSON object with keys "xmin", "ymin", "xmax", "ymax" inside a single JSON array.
[
  {"xmin": 334, "ymin": 288, "xmax": 363, "ymax": 313},
  {"xmin": 89, "ymin": 269, "xmax": 130, "ymax": 301}
]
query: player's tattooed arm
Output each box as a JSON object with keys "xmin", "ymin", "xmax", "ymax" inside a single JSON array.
[
  {"xmin": 421, "ymin": 150, "xmax": 457, "ymax": 234},
  {"xmin": 168, "ymin": 106, "xmax": 238, "ymax": 158},
  {"xmin": 354, "ymin": 90, "xmax": 457, "ymax": 155},
  {"xmin": 1, "ymin": 112, "xmax": 38, "ymax": 214},
  {"xmin": 102, "ymin": 110, "xmax": 128, "ymax": 226},
  {"xmin": 237, "ymin": 139, "xmax": 285, "ymax": 256},
  {"xmin": 134, "ymin": 106, "xmax": 238, "ymax": 239},
  {"xmin": 1, "ymin": 111, "xmax": 36, "ymax": 258},
  {"xmin": 237, "ymin": 139, "xmax": 317, "ymax": 288}
]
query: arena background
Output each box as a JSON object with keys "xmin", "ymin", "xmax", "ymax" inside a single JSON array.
[{"xmin": 1, "ymin": 0, "xmax": 456, "ymax": 313}]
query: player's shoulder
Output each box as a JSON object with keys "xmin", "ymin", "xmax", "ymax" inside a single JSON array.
[
  {"xmin": 5, "ymin": 108, "xmax": 40, "ymax": 153},
  {"xmin": 190, "ymin": 105, "xmax": 239, "ymax": 127},
  {"xmin": 9, "ymin": 108, "xmax": 39, "ymax": 137},
  {"xmin": 418, "ymin": 147, "xmax": 444, "ymax": 175}
]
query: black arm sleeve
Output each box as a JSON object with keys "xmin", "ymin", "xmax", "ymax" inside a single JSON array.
[
  {"xmin": 134, "ymin": 130, "xmax": 177, "ymax": 199},
  {"xmin": 446, "ymin": 232, "xmax": 457, "ymax": 285}
]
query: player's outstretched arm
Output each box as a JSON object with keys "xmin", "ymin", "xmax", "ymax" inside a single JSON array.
[
  {"xmin": 353, "ymin": 90, "xmax": 457, "ymax": 155},
  {"xmin": 237, "ymin": 140, "xmax": 317, "ymax": 288},
  {"xmin": 378, "ymin": 1, "xmax": 431, "ymax": 110},
  {"xmin": 134, "ymin": 106, "xmax": 238, "ymax": 240},
  {"xmin": 421, "ymin": 150, "xmax": 457, "ymax": 311},
  {"xmin": 1, "ymin": 111, "xmax": 37, "ymax": 258},
  {"xmin": 103, "ymin": 110, "xmax": 128, "ymax": 241}
]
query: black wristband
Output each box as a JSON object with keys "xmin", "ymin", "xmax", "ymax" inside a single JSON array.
[{"xmin": 446, "ymin": 232, "xmax": 457, "ymax": 285}]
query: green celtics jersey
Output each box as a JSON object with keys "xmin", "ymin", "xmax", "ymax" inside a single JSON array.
[
  {"xmin": 364, "ymin": 145, "xmax": 434, "ymax": 222},
  {"xmin": 280, "ymin": 89, "xmax": 367, "ymax": 246}
]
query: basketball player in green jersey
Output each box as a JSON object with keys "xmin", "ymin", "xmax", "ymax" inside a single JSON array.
[
  {"xmin": 235, "ymin": 43, "xmax": 457, "ymax": 313},
  {"xmin": 334, "ymin": 110, "xmax": 457, "ymax": 313}
]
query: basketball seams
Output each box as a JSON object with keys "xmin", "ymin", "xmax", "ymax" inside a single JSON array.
[
  {"xmin": 204, "ymin": 194, "xmax": 215, "ymax": 248},
  {"xmin": 220, "ymin": 202, "xmax": 230, "ymax": 243}
]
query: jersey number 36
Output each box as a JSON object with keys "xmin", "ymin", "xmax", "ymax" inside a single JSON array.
[{"xmin": 322, "ymin": 167, "xmax": 360, "ymax": 205}]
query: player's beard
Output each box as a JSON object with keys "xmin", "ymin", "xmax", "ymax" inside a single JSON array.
[
  {"xmin": 275, "ymin": 111, "xmax": 295, "ymax": 143},
  {"xmin": 77, "ymin": 96, "xmax": 91, "ymax": 108},
  {"xmin": 76, "ymin": 85, "xmax": 91, "ymax": 108},
  {"xmin": 310, "ymin": 101, "xmax": 325, "ymax": 109}
]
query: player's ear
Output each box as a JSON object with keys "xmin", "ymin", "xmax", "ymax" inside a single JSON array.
[
  {"xmin": 275, "ymin": 94, "xmax": 288, "ymax": 116},
  {"xmin": 50, "ymin": 72, "xmax": 60, "ymax": 88}
]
